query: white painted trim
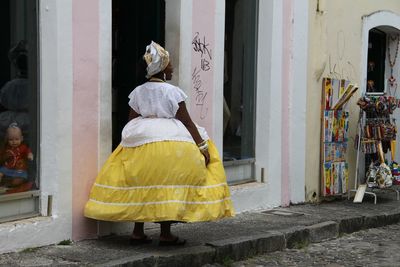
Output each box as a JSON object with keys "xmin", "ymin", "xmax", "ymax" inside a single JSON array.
[
  {"xmin": 289, "ymin": 0, "xmax": 308, "ymax": 203},
  {"xmin": 0, "ymin": 0, "xmax": 74, "ymax": 253},
  {"xmin": 212, "ymin": 0, "xmax": 225, "ymax": 153},
  {"xmin": 165, "ymin": 0, "xmax": 197, "ymax": 135},
  {"xmin": 165, "ymin": 0, "xmax": 182, "ymax": 87},
  {"xmin": 98, "ymin": 0, "xmax": 112, "ymax": 168},
  {"xmin": 254, "ymin": 0, "xmax": 283, "ymax": 207},
  {"xmin": 178, "ymin": 0, "xmax": 193, "ymax": 102},
  {"xmin": 97, "ymin": 0, "xmax": 113, "ymax": 237}
]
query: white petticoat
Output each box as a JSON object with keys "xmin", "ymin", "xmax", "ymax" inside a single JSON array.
[{"xmin": 121, "ymin": 117, "xmax": 209, "ymax": 148}]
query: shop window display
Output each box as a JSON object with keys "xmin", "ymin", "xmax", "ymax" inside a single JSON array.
[{"xmin": 0, "ymin": 0, "xmax": 39, "ymax": 221}]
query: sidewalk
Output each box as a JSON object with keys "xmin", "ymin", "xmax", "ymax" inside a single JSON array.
[{"xmin": 1, "ymin": 191, "xmax": 400, "ymax": 267}]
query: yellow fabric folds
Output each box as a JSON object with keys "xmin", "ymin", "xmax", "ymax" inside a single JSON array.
[{"xmin": 84, "ymin": 140, "xmax": 234, "ymax": 222}]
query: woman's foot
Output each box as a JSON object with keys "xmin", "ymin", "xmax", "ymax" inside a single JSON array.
[{"xmin": 129, "ymin": 222, "xmax": 152, "ymax": 245}]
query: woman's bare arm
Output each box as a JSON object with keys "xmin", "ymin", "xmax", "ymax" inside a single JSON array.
[{"xmin": 175, "ymin": 102, "xmax": 210, "ymax": 165}]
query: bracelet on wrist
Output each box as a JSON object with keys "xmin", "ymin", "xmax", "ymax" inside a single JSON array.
[
  {"xmin": 198, "ymin": 143, "xmax": 209, "ymax": 152},
  {"xmin": 197, "ymin": 140, "xmax": 207, "ymax": 147}
]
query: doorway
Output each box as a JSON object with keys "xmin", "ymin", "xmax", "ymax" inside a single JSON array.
[
  {"xmin": 112, "ymin": 0, "xmax": 165, "ymax": 148},
  {"xmin": 367, "ymin": 29, "xmax": 386, "ymax": 92}
]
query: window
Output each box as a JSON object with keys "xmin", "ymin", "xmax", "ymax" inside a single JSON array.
[
  {"xmin": 0, "ymin": 0, "xmax": 39, "ymax": 222},
  {"xmin": 223, "ymin": 0, "xmax": 257, "ymax": 161},
  {"xmin": 223, "ymin": 0, "xmax": 258, "ymax": 183}
]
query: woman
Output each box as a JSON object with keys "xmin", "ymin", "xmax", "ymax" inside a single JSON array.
[{"xmin": 84, "ymin": 41, "xmax": 234, "ymax": 246}]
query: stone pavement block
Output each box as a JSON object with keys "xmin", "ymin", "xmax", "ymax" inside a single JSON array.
[
  {"xmin": 97, "ymin": 245, "xmax": 216, "ymax": 267},
  {"xmin": 338, "ymin": 216, "xmax": 365, "ymax": 234},
  {"xmin": 282, "ymin": 227, "xmax": 310, "ymax": 249},
  {"xmin": 383, "ymin": 211, "xmax": 400, "ymax": 225},
  {"xmin": 363, "ymin": 214, "xmax": 387, "ymax": 229},
  {"xmin": 306, "ymin": 221, "xmax": 339, "ymax": 242},
  {"xmin": 96, "ymin": 255, "xmax": 156, "ymax": 267},
  {"xmin": 206, "ymin": 232, "xmax": 285, "ymax": 262},
  {"xmin": 154, "ymin": 246, "xmax": 216, "ymax": 267}
]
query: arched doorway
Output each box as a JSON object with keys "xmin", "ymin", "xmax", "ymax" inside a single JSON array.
[{"xmin": 360, "ymin": 11, "xmax": 400, "ymax": 177}]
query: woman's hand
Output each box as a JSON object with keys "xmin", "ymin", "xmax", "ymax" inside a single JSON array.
[{"xmin": 201, "ymin": 149, "xmax": 210, "ymax": 166}]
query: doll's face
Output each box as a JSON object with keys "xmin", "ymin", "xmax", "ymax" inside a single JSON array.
[{"xmin": 7, "ymin": 128, "xmax": 23, "ymax": 147}]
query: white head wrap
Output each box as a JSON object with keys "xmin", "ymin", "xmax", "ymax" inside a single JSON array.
[{"xmin": 143, "ymin": 41, "xmax": 170, "ymax": 78}]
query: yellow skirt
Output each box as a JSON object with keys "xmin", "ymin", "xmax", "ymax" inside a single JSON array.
[{"xmin": 84, "ymin": 140, "xmax": 234, "ymax": 222}]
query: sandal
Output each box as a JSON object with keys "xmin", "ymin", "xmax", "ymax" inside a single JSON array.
[
  {"xmin": 129, "ymin": 235, "xmax": 152, "ymax": 246},
  {"xmin": 159, "ymin": 237, "xmax": 186, "ymax": 246}
]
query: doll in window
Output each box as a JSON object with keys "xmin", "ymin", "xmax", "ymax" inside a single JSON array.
[{"xmin": 0, "ymin": 123, "xmax": 33, "ymax": 188}]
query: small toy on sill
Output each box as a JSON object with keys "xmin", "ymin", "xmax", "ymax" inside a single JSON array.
[{"xmin": 0, "ymin": 123, "xmax": 33, "ymax": 190}]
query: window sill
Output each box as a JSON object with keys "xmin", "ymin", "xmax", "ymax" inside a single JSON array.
[
  {"xmin": 223, "ymin": 158, "xmax": 255, "ymax": 167},
  {"xmin": 0, "ymin": 190, "xmax": 40, "ymax": 203}
]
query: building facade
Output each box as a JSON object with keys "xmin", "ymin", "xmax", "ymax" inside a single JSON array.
[
  {"xmin": 1, "ymin": 0, "xmax": 399, "ymax": 254},
  {"xmin": 305, "ymin": 0, "xmax": 400, "ymax": 201}
]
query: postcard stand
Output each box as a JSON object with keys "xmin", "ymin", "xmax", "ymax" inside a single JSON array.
[{"xmin": 320, "ymin": 78, "xmax": 358, "ymax": 198}]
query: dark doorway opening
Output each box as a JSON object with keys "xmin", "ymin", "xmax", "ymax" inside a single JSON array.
[
  {"xmin": 367, "ymin": 29, "xmax": 386, "ymax": 92},
  {"xmin": 112, "ymin": 0, "xmax": 165, "ymax": 148}
]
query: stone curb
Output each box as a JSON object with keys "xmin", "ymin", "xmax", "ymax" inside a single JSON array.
[{"xmin": 100, "ymin": 212, "xmax": 400, "ymax": 267}]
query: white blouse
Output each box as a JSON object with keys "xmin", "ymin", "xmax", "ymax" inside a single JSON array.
[
  {"xmin": 128, "ymin": 82, "xmax": 187, "ymax": 118},
  {"xmin": 121, "ymin": 82, "xmax": 209, "ymax": 148}
]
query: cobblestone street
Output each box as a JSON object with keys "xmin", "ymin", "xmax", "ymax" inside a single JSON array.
[{"xmin": 206, "ymin": 223, "xmax": 400, "ymax": 267}]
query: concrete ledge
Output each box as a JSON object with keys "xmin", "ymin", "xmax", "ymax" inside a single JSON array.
[
  {"xmin": 155, "ymin": 246, "xmax": 216, "ymax": 267},
  {"xmin": 97, "ymin": 254, "xmax": 156, "ymax": 267},
  {"xmin": 282, "ymin": 227, "xmax": 310, "ymax": 249},
  {"xmin": 384, "ymin": 212, "xmax": 400, "ymax": 225},
  {"xmin": 363, "ymin": 214, "xmax": 387, "ymax": 229},
  {"xmin": 3, "ymin": 200, "xmax": 400, "ymax": 267},
  {"xmin": 206, "ymin": 232, "xmax": 285, "ymax": 262},
  {"xmin": 60, "ymin": 214, "xmax": 400, "ymax": 266},
  {"xmin": 338, "ymin": 216, "xmax": 365, "ymax": 234},
  {"xmin": 306, "ymin": 221, "xmax": 338, "ymax": 242},
  {"xmin": 101, "ymin": 246, "xmax": 216, "ymax": 267}
]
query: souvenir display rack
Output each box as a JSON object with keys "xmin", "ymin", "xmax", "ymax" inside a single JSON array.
[
  {"xmin": 320, "ymin": 78, "xmax": 358, "ymax": 197},
  {"xmin": 350, "ymin": 92, "xmax": 400, "ymax": 204}
]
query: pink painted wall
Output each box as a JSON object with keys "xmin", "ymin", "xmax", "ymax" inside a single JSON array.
[
  {"xmin": 191, "ymin": 0, "xmax": 215, "ymax": 138},
  {"xmin": 281, "ymin": 0, "xmax": 293, "ymax": 206},
  {"xmin": 72, "ymin": 0, "xmax": 99, "ymax": 240}
]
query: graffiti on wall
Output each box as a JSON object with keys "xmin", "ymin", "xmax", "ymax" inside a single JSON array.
[
  {"xmin": 327, "ymin": 30, "xmax": 357, "ymax": 81},
  {"xmin": 192, "ymin": 32, "xmax": 212, "ymax": 120},
  {"xmin": 191, "ymin": 0, "xmax": 215, "ymax": 135}
]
